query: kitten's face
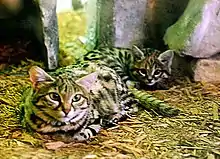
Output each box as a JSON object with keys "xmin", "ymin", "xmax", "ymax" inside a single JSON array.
[
  {"xmin": 29, "ymin": 66, "xmax": 97, "ymax": 124},
  {"xmin": 132, "ymin": 50, "xmax": 174, "ymax": 86}
]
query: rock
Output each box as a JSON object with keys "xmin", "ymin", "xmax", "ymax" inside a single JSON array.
[
  {"xmin": 112, "ymin": 0, "xmax": 147, "ymax": 48},
  {"xmin": 193, "ymin": 55, "xmax": 220, "ymax": 83},
  {"xmin": 85, "ymin": 0, "xmax": 148, "ymax": 49},
  {"xmin": 45, "ymin": 141, "xmax": 66, "ymax": 150},
  {"xmin": 171, "ymin": 53, "xmax": 220, "ymax": 84},
  {"xmin": 164, "ymin": 0, "xmax": 220, "ymax": 58},
  {"xmin": 39, "ymin": 0, "xmax": 59, "ymax": 69},
  {"xmin": 85, "ymin": 0, "xmax": 188, "ymax": 50}
]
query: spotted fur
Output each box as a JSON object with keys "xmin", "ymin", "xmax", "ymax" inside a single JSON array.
[
  {"xmin": 84, "ymin": 46, "xmax": 174, "ymax": 89},
  {"xmin": 21, "ymin": 65, "xmax": 139, "ymax": 142}
]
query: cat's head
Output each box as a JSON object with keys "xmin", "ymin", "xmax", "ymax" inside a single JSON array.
[
  {"xmin": 132, "ymin": 50, "xmax": 174, "ymax": 86},
  {"xmin": 29, "ymin": 66, "xmax": 98, "ymax": 124}
]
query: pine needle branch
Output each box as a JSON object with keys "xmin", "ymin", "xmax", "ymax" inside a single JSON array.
[{"xmin": 129, "ymin": 88, "xmax": 180, "ymax": 117}]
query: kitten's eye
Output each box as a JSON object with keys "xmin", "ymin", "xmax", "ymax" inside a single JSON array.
[
  {"xmin": 138, "ymin": 69, "xmax": 146, "ymax": 76},
  {"xmin": 49, "ymin": 92, "xmax": 60, "ymax": 101},
  {"xmin": 72, "ymin": 94, "xmax": 82, "ymax": 102},
  {"xmin": 154, "ymin": 70, "xmax": 161, "ymax": 76},
  {"xmin": 160, "ymin": 59, "xmax": 167, "ymax": 63}
]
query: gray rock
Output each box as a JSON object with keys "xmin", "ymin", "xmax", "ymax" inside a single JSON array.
[
  {"xmin": 86, "ymin": 0, "xmax": 147, "ymax": 49},
  {"xmin": 39, "ymin": 0, "xmax": 59, "ymax": 69},
  {"xmin": 193, "ymin": 55, "xmax": 220, "ymax": 83},
  {"xmin": 164, "ymin": 0, "xmax": 220, "ymax": 58},
  {"xmin": 113, "ymin": 0, "xmax": 147, "ymax": 48},
  {"xmin": 86, "ymin": 0, "xmax": 188, "ymax": 50}
]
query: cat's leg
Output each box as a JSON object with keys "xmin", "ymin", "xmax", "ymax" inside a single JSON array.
[
  {"xmin": 101, "ymin": 96, "xmax": 139, "ymax": 128},
  {"xmin": 120, "ymin": 99, "xmax": 139, "ymax": 119},
  {"xmin": 73, "ymin": 109, "xmax": 101, "ymax": 141},
  {"xmin": 100, "ymin": 113, "xmax": 123, "ymax": 127},
  {"xmin": 73, "ymin": 124, "xmax": 101, "ymax": 141},
  {"xmin": 103, "ymin": 106, "xmax": 138, "ymax": 127}
]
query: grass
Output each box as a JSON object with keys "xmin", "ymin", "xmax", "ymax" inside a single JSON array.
[{"xmin": 0, "ymin": 10, "xmax": 220, "ymax": 159}]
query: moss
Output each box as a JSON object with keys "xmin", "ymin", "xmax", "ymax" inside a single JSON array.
[{"xmin": 164, "ymin": 0, "xmax": 206, "ymax": 51}]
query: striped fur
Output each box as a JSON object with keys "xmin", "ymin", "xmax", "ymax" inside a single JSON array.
[
  {"xmin": 22, "ymin": 65, "xmax": 139, "ymax": 141},
  {"xmin": 84, "ymin": 46, "xmax": 174, "ymax": 88}
]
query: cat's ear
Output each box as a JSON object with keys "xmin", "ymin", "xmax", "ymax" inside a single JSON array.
[
  {"xmin": 29, "ymin": 66, "xmax": 54, "ymax": 88},
  {"xmin": 76, "ymin": 72, "xmax": 98, "ymax": 91},
  {"xmin": 132, "ymin": 45, "xmax": 145, "ymax": 57},
  {"xmin": 158, "ymin": 50, "xmax": 174, "ymax": 71}
]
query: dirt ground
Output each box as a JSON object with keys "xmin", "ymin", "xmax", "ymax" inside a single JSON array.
[{"xmin": 0, "ymin": 10, "xmax": 220, "ymax": 159}]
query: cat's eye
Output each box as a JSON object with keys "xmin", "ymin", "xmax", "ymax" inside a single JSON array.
[
  {"xmin": 154, "ymin": 70, "xmax": 161, "ymax": 76},
  {"xmin": 138, "ymin": 69, "xmax": 146, "ymax": 76},
  {"xmin": 160, "ymin": 59, "xmax": 167, "ymax": 63},
  {"xmin": 49, "ymin": 92, "xmax": 60, "ymax": 101},
  {"xmin": 72, "ymin": 94, "xmax": 82, "ymax": 102}
]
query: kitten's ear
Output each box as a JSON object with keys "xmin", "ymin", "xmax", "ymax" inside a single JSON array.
[
  {"xmin": 29, "ymin": 66, "xmax": 54, "ymax": 87},
  {"xmin": 158, "ymin": 50, "xmax": 174, "ymax": 71},
  {"xmin": 132, "ymin": 45, "xmax": 145, "ymax": 57},
  {"xmin": 76, "ymin": 72, "xmax": 98, "ymax": 91}
]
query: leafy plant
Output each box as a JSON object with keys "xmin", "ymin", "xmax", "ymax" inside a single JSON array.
[{"xmin": 130, "ymin": 88, "xmax": 180, "ymax": 117}]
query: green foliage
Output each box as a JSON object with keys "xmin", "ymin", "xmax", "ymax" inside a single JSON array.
[
  {"xmin": 19, "ymin": 87, "xmax": 35, "ymax": 130},
  {"xmin": 72, "ymin": 0, "xmax": 83, "ymax": 10},
  {"xmin": 130, "ymin": 88, "xmax": 180, "ymax": 117}
]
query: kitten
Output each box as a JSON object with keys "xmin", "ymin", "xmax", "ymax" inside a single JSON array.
[
  {"xmin": 84, "ymin": 46, "xmax": 174, "ymax": 89},
  {"xmin": 132, "ymin": 49, "xmax": 174, "ymax": 88}
]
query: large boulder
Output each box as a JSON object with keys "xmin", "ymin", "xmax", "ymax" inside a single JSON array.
[
  {"xmin": 164, "ymin": 0, "xmax": 220, "ymax": 58},
  {"xmin": 192, "ymin": 55, "xmax": 220, "ymax": 83},
  {"xmin": 39, "ymin": 0, "xmax": 59, "ymax": 69},
  {"xmin": 97, "ymin": 0, "xmax": 148, "ymax": 49},
  {"xmin": 84, "ymin": 0, "xmax": 188, "ymax": 50},
  {"xmin": 84, "ymin": 0, "xmax": 149, "ymax": 49}
]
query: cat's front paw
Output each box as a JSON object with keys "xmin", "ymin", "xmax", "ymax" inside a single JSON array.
[
  {"xmin": 101, "ymin": 117, "xmax": 119, "ymax": 128},
  {"xmin": 73, "ymin": 125, "xmax": 101, "ymax": 141},
  {"xmin": 73, "ymin": 129, "xmax": 92, "ymax": 141}
]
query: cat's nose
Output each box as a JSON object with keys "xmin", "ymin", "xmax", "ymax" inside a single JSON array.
[
  {"xmin": 148, "ymin": 78, "xmax": 152, "ymax": 82},
  {"xmin": 63, "ymin": 109, "xmax": 71, "ymax": 116}
]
